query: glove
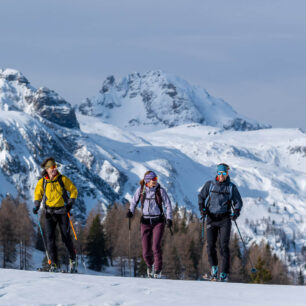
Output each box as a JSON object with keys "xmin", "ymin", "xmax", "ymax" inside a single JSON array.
[
  {"xmin": 166, "ymin": 219, "xmax": 173, "ymax": 228},
  {"xmin": 33, "ymin": 206, "xmax": 39, "ymax": 214},
  {"xmin": 201, "ymin": 207, "xmax": 208, "ymax": 219},
  {"xmin": 231, "ymin": 209, "xmax": 240, "ymax": 221},
  {"xmin": 126, "ymin": 210, "xmax": 133, "ymax": 218},
  {"xmin": 65, "ymin": 198, "xmax": 75, "ymax": 213}
]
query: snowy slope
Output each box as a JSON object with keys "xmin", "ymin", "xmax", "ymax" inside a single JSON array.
[
  {"xmin": 77, "ymin": 114, "xmax": 306, "ymax": 272},
  {"xmin": 0, "ymin": 269, "xmax": 305, "ymax": 306},
  {"xmin": 78, "ymin": 70, "xmax": 269, "ymax": 131}
]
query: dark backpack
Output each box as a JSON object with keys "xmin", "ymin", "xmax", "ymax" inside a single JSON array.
[
  {"xmin": 205, "ymin": 181, "xmax": 233, "ymax": 209},
  {"xmin": 137, "ymin": 184, "xmax": 164, "ymax": 216}
]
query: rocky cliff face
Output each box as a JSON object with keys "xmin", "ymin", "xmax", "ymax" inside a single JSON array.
[
  {"xmin": 0, "ymin": 69, "xmax": 121, "ymax": 219},
  {"xmin": 0, "ymin": 69, "xmax": 79, "ymax": 129},
  {"xmin": 78, "ymin": 70, "xmax": 270, "ymax": 131}
]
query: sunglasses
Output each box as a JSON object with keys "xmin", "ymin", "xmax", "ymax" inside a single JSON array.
[{"xmin": 217, "ymin": 171, "xmax": 227, "ymax": 176}]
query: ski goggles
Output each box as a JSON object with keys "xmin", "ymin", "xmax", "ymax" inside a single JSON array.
[
  {"xmin": 151, "ymin": 176, "xmax": 158, "ymax": 181},
  {"xmin": 49, "ymin": 165, "xmax": 57, "ymax": 170},
  {"xmin": 217, "ymin": 171, "xmax": 227, "ymax": 176}
]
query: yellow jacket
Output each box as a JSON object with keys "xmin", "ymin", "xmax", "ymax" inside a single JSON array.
[{"xmin": 34, "ymin": 173, "xmax": 78, "ymax": 208}]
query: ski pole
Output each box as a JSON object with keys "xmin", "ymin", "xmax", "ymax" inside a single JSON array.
[
  {"xmin": 67, "ymin": 212, "xmax": 78, "ymax": 241},
  {"xmin": 199, "ymin": 214, "xmax": 206, "ymax": 278},
  {"xmin": 80, "ymin": 245, "xmax": 87, "ymax": 273},
  {"xmin": 128, "ymin": 217, "xmax": 131, "ymax": 277},
  {"xmin": 230, "ymin": 204, "xmax": 256, "ymax": 273},
  {"xmin": 37, "ymin": 215, "xmax": 51, "ymax": 265}
]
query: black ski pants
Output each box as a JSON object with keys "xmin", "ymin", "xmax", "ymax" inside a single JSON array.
[
  {"xmin": 45, "ymin": 212, "xmax": 76, "ymax": 264},
  {"xmin": 206, "ymin": 216, "xmax": 231, "ymax": 274}
]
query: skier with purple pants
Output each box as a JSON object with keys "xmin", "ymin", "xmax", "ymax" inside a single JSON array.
[{"xmin": 127, "ymin": 171, "xmax": 173, "ymax": 278}]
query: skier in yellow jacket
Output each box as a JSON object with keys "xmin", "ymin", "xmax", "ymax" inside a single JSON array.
[{"xmin": 33, "ymin": 157, "xmax": 78, "ymax": 272}]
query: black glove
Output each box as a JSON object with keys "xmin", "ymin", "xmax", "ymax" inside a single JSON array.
[
  {"xmin": 33, "ymin": 206, "xmax": 39, "ymax": 214},
  {"xmin": 201, "ymin": 207, "xmax": 208, "ymax": 219},
  {"xmin": 231, "ymin": 209, "xmax": 240, "ymax": 221},
  {"xmin": 126, "ymin": 210, "xmax": 133, "ymax": 218},
  {"xmin": 65, "ymin": 198, "xmax": 75, "ymax": 213},
  {"xmin": 166, "ymin": 219, "xmax": 172, "ymax": 228}
]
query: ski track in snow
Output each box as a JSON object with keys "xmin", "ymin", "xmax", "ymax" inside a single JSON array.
[{"xmin": 0, "ymin": 269, "xmax": 305, "ymax": 306}]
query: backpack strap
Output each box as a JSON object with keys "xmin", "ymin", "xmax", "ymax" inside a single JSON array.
[
  {"xmin": 228, "ymin": 182, "xmax": 233, "ymax": 201},
  {"xmin": 42, "ymin": 178, "xmax": 48, "ymax": 207},
  {"xmin": 155, "ymin": 185, "xmax": 164, "ymax": 216},
  {"xmin": 204, "ymin": 182, "xmax": 214, "ymax": 209},
  {"xmin": 57, "ymin": 175, "xmax": 69, "ymax": 204}
]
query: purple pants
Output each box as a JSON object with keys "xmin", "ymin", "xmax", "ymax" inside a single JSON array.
[{"xmin": 141, "ymin": 221, "xmax": 165, "ymax": 272}]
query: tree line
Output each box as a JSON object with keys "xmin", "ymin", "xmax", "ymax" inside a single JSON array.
[{"xmin": 0, "ymin": 196, "xmax": 304, "ymax": 285}]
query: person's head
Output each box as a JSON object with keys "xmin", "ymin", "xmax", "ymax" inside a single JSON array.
[
  {"xmin": 140, "ymin": 170, "xmax": 158, "ymax": 188},
  {"xmin": 41, "ymin": 157, "xmax": 58, "ymax": 179},
  {"xmin": 217, "ymin": 163, "xmax": 229, "ymax": 182}
]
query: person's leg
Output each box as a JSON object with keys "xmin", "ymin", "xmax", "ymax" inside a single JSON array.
[
  {"xmin": 141, "ymin": 223, "xmax": 154, "ymax": 268},
  {"xmin": 152, "ymin": 222, "xmax": 165, "ymax": 272},
  {"xmin": 58, "ymin": 213, "xmax": 76, "ymax": 260},
  {"xmin": 219, "ymin": 218, "xmax": 231, "ymax": 274},
  {"xmin": 206, "ymin": 220, "xmax": 219, "ymax": 270},
  {"xmin": 45, "ymin": 213, "xmax": 58, "ymax": 264}
]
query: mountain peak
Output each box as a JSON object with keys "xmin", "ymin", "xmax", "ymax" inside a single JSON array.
[
  {"xmin": 78, "ymin": 71, "xmax": 270, "ymax": 131},
  {"xmin": 0, "ymin": 68, "xmax": 29, "ymax": 84},
  {"xmin": 0, "ymin": 68, "xmax": 79, "ymax": 129}
]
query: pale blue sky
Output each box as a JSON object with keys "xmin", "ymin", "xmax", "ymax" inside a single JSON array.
[{"xmin": 1, "ymin": 0, "xmax": 305, "ymax": 130}]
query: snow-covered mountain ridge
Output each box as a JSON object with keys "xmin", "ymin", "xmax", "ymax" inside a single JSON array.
[
  {"xmin": 0, "ymin": 69, "xmax": 305, "ymax": 273},
  {"xmin": 78, "ymin": 70, "xmax": 270, "ymax": 131}
]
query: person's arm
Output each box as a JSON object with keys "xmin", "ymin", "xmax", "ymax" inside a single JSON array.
[
  {"xmin": 198, "ymin": 181, "xmax": 211, "ymax": 212},
  {"xmin": 232, "ymin": 185, "xmax": 243, "ymax": 211},
  {"xmin": 129, "ymin": 186, "xmax": 141, "ymax": 214},
  {"xmin": 63, "ymin": 176, "xmax": 78, "ymax": 199},
  {"xmin": 33, "ymin": 178, "xmax": 44, "ymax": 213},
  {"xmin": 34, "ymin": 178, "xmax": 44, "ymax": 207},
  {"xmin": 160, "ymin": 187, "xmax": 172, "ymax": 220}
]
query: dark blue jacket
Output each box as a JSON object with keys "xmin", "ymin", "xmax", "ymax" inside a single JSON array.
[{"xmin": 198, "ymin": 176, "xmax": 243, "ymax": 215}]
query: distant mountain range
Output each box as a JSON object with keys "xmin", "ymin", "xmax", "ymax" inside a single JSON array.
[{"xmin": 0, "ymin": 68, "xmax": 305, "ymax": 273}]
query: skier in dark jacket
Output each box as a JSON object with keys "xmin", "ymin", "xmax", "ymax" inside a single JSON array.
[
  {"xmin": 198, "ymin": 163, "xmax": 243, "ymax": 281},
  {"xmin": 126, "ymin": 170, "xmax": 173, "ymax": 278}
]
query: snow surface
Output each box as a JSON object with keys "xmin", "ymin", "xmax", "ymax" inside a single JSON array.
[{"xmin": 0, "ymin": 269, "xmax": 305, "ymax": 306}]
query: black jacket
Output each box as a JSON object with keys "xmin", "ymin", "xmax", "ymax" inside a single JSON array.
[{"xmin": 198, "ymin": 176, "xmax": 243, "ymax": 215}]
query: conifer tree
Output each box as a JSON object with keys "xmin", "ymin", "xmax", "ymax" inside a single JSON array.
[
  {"xmin": 86, "ymin": 214, "xmax": 108, "ymax": 271},
  {"xmin": 0, "ymin": 196, "xmax": 18, "ymax": 268}
]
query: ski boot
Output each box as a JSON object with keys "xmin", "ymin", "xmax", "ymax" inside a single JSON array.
[
  {"xmin": 49, "ymin": 263, "xmax": 58, "ymax": 272},
  {"xmin": 210, "ymin": 265, "xmax": 218, "ymax": 281},
  {"xmin": 69, "ymin": 258, "xmax": 78, "ymax": 273},
  {"xmin": 147, "ymin": 266, "xmax": 153, "ymax": 278},
  {"xmin": 219, "ymin": 272, "xmax": 228, "ymax": 282},
  {"xmin": 203, "ymin": 265, "xmax": 218, "ymax": 281},
  {"xmin": 153, "ymin": 270, "xmax": 162, "ymax": 279}
]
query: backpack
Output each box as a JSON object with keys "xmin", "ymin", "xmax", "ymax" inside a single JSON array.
[
  {"xmin": 205, "ymin": 181, "xmax": 233, "ymax": 209},
  {"xmin": 42, "ymin": 174, "xmax": 69, "ymax": 207},
  {"xmin": 136, "ymin": 184, "xmax": 164, "ymax": 216}
]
